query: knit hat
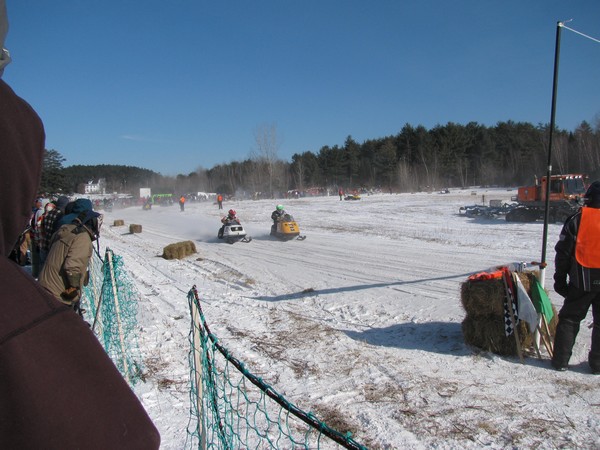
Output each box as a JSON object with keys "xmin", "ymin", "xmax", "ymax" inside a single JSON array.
[
  {"xmin": 584, "ymin": 181, "xmax": 600, "ymax": 208},
  {"xmin": 55, "ymin": 195, "xmax": 69, "ymax": 211},
  {"xmin": 57, "ymin": 198, "xmax": 94, "ymax": 228}
]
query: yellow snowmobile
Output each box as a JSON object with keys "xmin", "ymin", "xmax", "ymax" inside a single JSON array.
[{"xmin": 270, "ymin": 213, "xmax": 306, "ymax": 241}]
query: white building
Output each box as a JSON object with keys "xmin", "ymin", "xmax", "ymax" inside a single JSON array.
[{"xmin": 82, "ymin": 178, "xmax": 106, "ymax": 195}]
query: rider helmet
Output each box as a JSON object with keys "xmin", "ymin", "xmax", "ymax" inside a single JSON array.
[
  {"xmin": 276, "ymin": 205, "xmax": 284, "ymax": 211},
  {"xmin": 229, "ymin": 209, "xmax": 236, "ymax": 216}
]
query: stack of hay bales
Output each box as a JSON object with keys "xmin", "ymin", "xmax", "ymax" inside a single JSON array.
[
  {"xmin": 129, "ymin": 224, "xmax": 142, "ymax": 233},
  {"xmin": 461, "ymin": 270, "xmax": 557, "ymax": 356},
  {"xmin": 162, "ymin": 241, "xmax": 197, "ymax": 260}
]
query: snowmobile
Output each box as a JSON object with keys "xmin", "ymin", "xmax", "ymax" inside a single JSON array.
[
  {"xmin": 270, "ymin": 214, "xmax": 306, "ymax": 241},
  {"xmin": 218, "ymin": 220, "xmax": 252, "ymax": 244}
]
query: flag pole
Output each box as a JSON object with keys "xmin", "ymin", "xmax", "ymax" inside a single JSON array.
[{"xmin": 539, "ymin": 21, "xmax": 564, "ymax": 289}]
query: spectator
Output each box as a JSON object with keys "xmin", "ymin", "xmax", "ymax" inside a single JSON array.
[
  {"xmin": 37, "ymin": 200, "xmax": 55, "ymax": 268},
  {"xmin": 39, "ymin": 205, "xmax": 102, "ymax": 314},
  {"xmin": 552, "ymin": 180, "xmax": 600, "ymax": 373},
  {"xmin": 55, "ymin": 198, "xmax": 95, "ymax": 228},
  {"xmin": 43, "ymin": 195, "xmax": 69, "ymax": 239},
  {"xmin": 217, "ymin": 193, "xmax": 223, "ymax": 209},
  {"xmin": 39, "ymin": 197, "xmax": 69, "ymax": 256},
  {"xmin": 29, "ymin": 197, "xmax": 44, "ymax": 277},
  {"xmin": 0, "ymin": 2, "xmax": 160, "ymax": 447}
]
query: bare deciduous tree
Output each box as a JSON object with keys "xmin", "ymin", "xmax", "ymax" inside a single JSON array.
[{"xmin": 252, "ymin": 122, "xmax": 282, "ymax": 195}]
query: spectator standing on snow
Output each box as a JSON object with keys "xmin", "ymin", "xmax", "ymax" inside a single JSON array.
[
  {"xmin": 339, "ymin": 187, "xmax": 344, "ymax": 201},
  {"xmin": 217, "ymin": 193, "xmax": 223, "ymax": 209},
  {"xmin": 55, "ymin": 198, "xmax": 94, "ymax": 228},
  {"xmin": 179, "ymin": 195, "xmax": 185, "ymax": 211},
  {"xmin": 39, "ymin": 206, "xmax": 102, "ymax": 313},
  {"xmin": 39, "ymin": 196, "xmax": 70, "ymax": 266},
  {"xmin": 37, "ymin": 200, "xmax": 55, "ymax": 269},
  {"xmin": 42, "ymin": 195, "xmax": 69, "ymax": 240},
  {"xmin": 29, "ymin": 197, "xmax": 43, "ymax": 277},
  {"xmin": 0, "ymin": 2, "xmax": 160, "ymax": 447},
  {"xmin": 552, "ymin": 181, "xmax": 600, "ymax": 374}
]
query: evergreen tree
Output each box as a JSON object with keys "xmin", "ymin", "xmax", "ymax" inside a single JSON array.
[{"xmin": 39, "ymin": 149, "xmax": 68, "ymax": 195}]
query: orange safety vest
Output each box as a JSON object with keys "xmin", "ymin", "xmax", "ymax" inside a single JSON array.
[{"xmin": 575, "ymin": 207, "xmax": 600, "ymax": 269}]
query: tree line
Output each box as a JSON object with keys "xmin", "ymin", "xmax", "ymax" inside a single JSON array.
[{"xmin": 40, "ymin": 119, "xmax": 600, "ymax": 198}]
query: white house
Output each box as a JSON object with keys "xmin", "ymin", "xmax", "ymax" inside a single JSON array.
[{"xmin": 82, "ymin": 178, "xmax": 106, "ymax": 195}]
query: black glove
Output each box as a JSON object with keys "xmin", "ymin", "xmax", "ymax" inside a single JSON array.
[
  {"xmin": 61, "ymin": 286, "xmax": 80, "ymax": 300},
  {"xmin": 554, "ymin": 280, "xmax": 568, "ymax": 298}
]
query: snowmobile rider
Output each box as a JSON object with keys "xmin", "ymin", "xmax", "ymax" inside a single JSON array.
[
  {"xmin": 219, "ymin": 209, "xmax": 240, "ymax": 238},
  {"xmin": 271, "ymin": 204, "xmax": 286, "ymax": 233},
  {"xmin": 222, "ymin": 209, "xmax": 240, "ymax": 225},
  {"xmin": 552, "ymin": 180, "xmax": 600, "ymax": 374}
]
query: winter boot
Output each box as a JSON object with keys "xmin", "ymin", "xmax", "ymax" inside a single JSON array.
[
  {"xmin": 588, "ymin": 323, "xmax": 600, "ymax": 374},
  {"xmin": 552, "ymin": 318, "xmax": 580, "ymax": 371}
]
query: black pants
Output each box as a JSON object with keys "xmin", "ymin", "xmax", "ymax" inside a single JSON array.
[{"xmin": 553, "ymin": 285, "xmax": 600, "ymax": 370}]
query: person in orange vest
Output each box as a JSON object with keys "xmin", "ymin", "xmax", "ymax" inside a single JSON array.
[
  {"xmin": 552, "ymin": 181, "xmax": 600, "ymax": 373},
  {"xmin": 179, "ymin": 195, "xmax": 185, "ymax": 211},
  {"xmin": 217, "ymin": 193, "xmax": 223, "ymax": 210}
]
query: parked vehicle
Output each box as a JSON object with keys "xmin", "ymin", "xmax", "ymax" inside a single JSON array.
[{"xmin": 505, "ymin": 174, "xmax": 587, "ymax": 222}]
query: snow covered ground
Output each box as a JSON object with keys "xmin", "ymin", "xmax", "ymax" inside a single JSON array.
[{"xmin": 95, "ymin": 188, "xmax": 600, "ymax": 449}]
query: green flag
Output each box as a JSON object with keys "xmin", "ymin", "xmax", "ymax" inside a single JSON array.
[{"xmin": 530, "ymin": 278, "xmax": 555, "ymax": 322}]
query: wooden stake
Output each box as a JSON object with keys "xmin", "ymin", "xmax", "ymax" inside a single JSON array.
[
  {"xmin": 190, "ymin": 288, "xmax": 207, "ymax": 450},
  {"xmin": 107, "ymin": 250, "xmax": 130, "ymax": 384},
  {"xmin": 541, "ymin": 315, "xmax": 554, "ymax": 356}
]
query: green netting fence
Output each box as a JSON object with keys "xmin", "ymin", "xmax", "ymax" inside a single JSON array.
[
  {"xmin": 186, "ymin": 285, "xmax": 368, "ymax": 450},
  {"xmin": 81, "ymin": 247, "xmax": 144, "ymax": 385}
]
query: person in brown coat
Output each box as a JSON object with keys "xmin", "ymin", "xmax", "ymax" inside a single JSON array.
[
  {"xmin": 39, "ymin": 205, "xmax": 101, "ymax": 309},
  {"xmin": 0, "ymin": 2, "xmax": 160, "ymax": 447}
]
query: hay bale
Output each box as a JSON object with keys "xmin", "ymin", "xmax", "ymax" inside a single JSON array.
[
  {"xmin": 162, "ymin": 240, "xmax": 197, "ymax": 260},
  {"xmin": 461, "ymin": 278, "xmax": 506, "ymax": 316},
  {"xmin": 129, "ymin": 224, "xmax": 142, "ymax": 233},
  {"xmin": 113, "ymin": 219, "xmax": 125, "ymax": 227},
  {"xmin": 460, "ymin": 270, "xmax": 557, "ymax": 357},
  {"xmin": 462, "ymin": 315, "xmax": 531, "ymax": 356},
  {"xmin": 460, "ymin": 272, "xmax": 534, "ymax": 317}
]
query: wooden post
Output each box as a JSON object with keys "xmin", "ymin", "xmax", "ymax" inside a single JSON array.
[
  {"xmin": 190, "ymin": 291, "xmax": 207, "ymax": 449},
  {"xmin": 541, "ymin": 315, "xmax": 554, "ymax": 357},
  {"xmin": 107, "ymin": 250, "xmax": 130, "ymax": 384}
]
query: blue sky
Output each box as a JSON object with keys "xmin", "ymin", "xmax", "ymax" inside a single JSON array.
[{"xmin": 4, "ymin": 1, "xmax": 600, "ymax": 176}]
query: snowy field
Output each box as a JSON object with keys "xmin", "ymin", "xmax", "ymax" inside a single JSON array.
[{"xmin": 95, "ymin": 188, "xmax": 600, "ymax": 449}]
